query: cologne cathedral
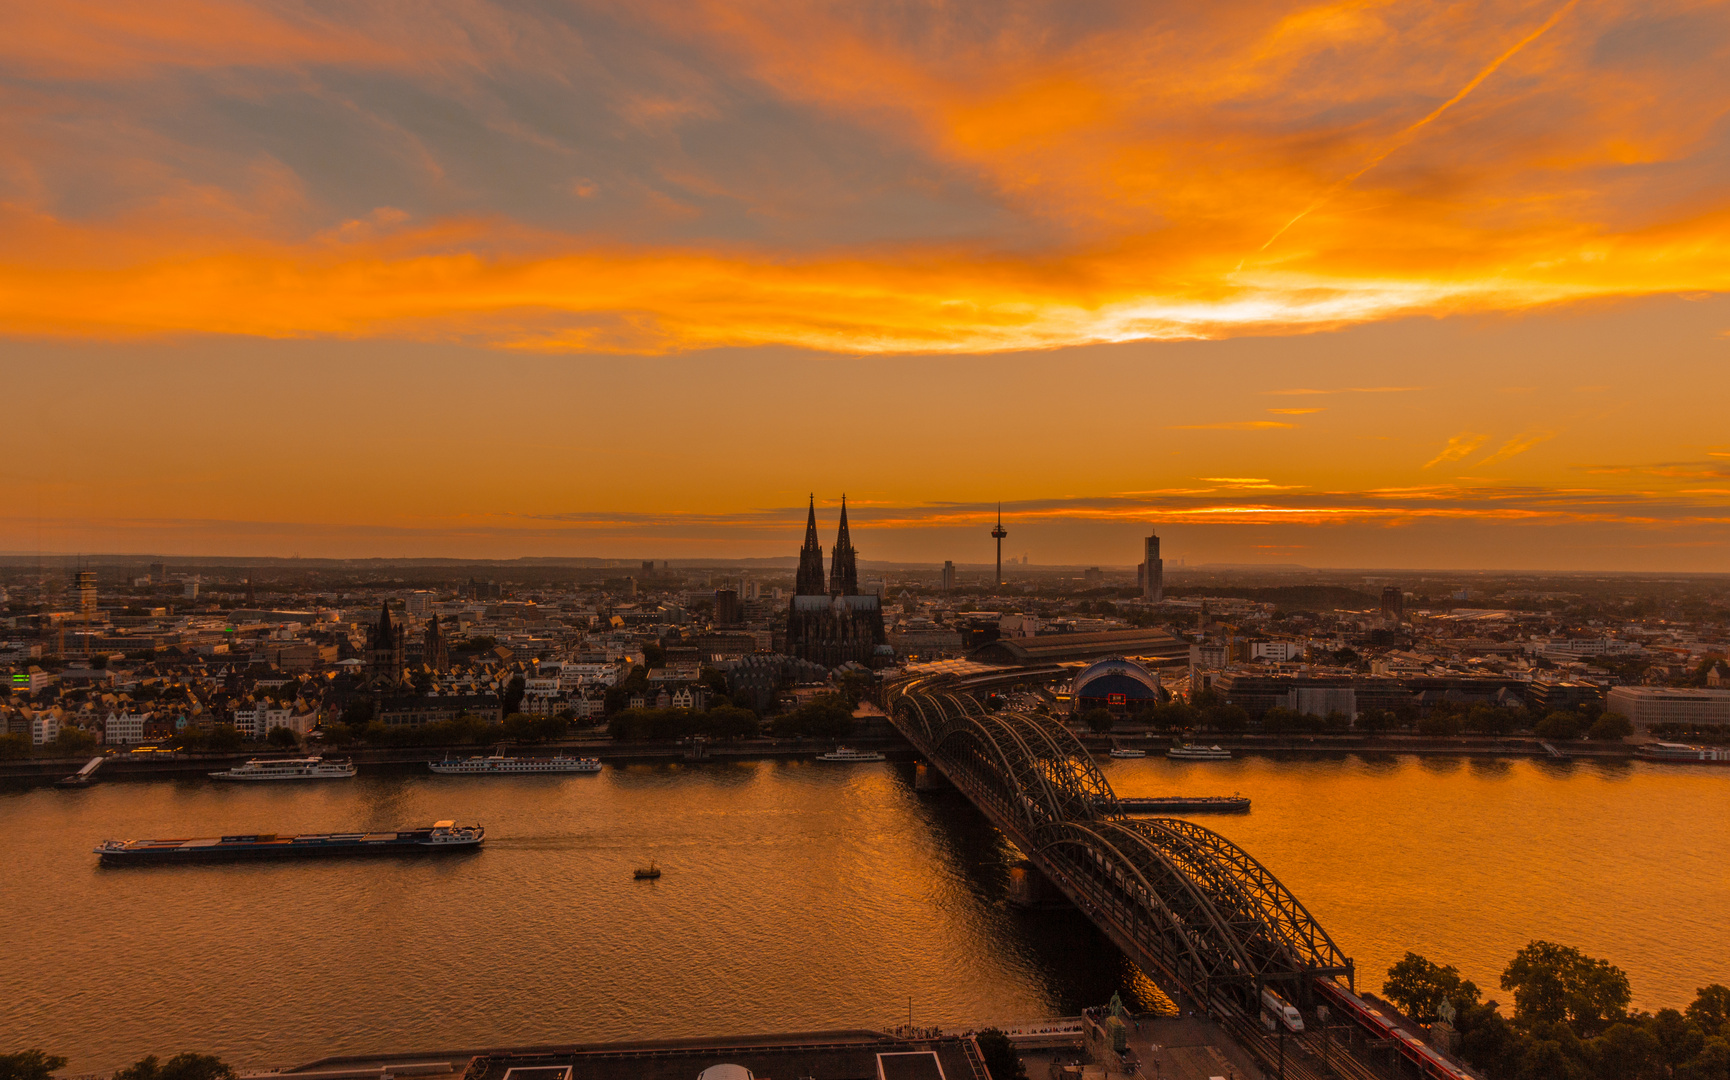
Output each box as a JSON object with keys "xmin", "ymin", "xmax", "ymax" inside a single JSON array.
[{"xmin": 786, "ymin": 496, "xmax": 889, "ymax": 668}]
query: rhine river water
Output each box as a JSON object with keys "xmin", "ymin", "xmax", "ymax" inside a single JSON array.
[{"xmin": 4, "ymin": 754, "xmax": 1728, "ymax": 1072}]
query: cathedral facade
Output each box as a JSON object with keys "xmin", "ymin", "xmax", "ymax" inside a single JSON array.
[{"xmin": 785, "ymin": 496, "xmax": 888, "ymax": 668}]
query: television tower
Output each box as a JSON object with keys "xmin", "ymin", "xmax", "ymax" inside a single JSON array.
[{"xmin": 991, "ymin": 503, "xmax": 1008, "ymax": 588}]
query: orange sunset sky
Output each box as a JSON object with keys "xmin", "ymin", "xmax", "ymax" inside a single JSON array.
[{"xmin": 2, "ymin": 1, "xmax": 1728, "ymax": 569}]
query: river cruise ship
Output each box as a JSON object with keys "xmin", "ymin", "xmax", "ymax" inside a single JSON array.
[
  {"xmin": 428, "ymin": 754, "xmax": 602, "ymax": 775},
  {"xmin": 1108, "ymin": 747, "xmax": 1148, "ymax": 759},
  {"xmin": 816, "ymin": 746, "xmax": 886, "ymax": 762},
  {"xmin": 1637, "ymin": 741, "xmax": 1730, "ymax": 763},
  {"xmin": 1166, "ymin": 744, "xmax": 1233, "ymax": 761},
  {"xmin": 95, "ymin": 821, "xmax": 484, "ymax": 864},
  {"xmin": 208, "ymin": 756, "xmax": 356, "ymax": 781}
]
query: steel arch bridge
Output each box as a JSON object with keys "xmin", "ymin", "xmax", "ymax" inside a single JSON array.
[{"xmin": 891, "ymin": 685, "xmax": 1352, "ymax": 1012}]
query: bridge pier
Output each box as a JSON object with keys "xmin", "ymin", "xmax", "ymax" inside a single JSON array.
[
  {"xmin": 1006, "ymin": 859, "xmax": 1067, "ymax": 907},
  {"xmin": 914, "ymin": 761, "xmax": 951, "ymax": 791}
]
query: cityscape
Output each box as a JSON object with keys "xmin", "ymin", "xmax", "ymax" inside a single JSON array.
[{"xmin": 4, "ymin": 4, "xmax": 1730, "ymax": 1080}]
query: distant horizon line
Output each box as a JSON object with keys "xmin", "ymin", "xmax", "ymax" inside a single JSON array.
[{"xmin": 1, "ymin": 552, "xmax": 1727, "ymax": 578}]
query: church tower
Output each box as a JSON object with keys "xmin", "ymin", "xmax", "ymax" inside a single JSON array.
[
  {"xmin": 366, "ymin": 602, "xmax": 404, "ymax": 689},
  {"xmin": 795, "ymin": 494, "xmax": 827, "ymax": 595},
  {"xmin": 829, "ymin": 495, "xmax": 858, "ymax": 596},
  {"xmin": 423, "ymin": 615, "xmax": 449, "ymax": 672}
]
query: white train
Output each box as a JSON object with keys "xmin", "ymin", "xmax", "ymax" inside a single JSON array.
[{"xmin": 1261, "ymin": 988, "xmax": 1305, "ymax": 1032}]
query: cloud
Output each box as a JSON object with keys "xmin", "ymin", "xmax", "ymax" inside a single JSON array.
[
  {"xmin": 1167, "ymin": 420, "xmax": 1296, "ymax": 430},
  {"xmin": 1267, "ymin": 407, "xmax": 1324, "ymax": 415},
  {"xmin": 0, "ymin": 2, "xmax": 1728, "ymax": 352},
  {"xmin": 1424, "ymin": 433, "xmax": 1490, "ymax": 468},
  {"xmin": 1266, "ymin": 387, "xmax": 1429, "ymax": 396},
  {"xmin": 1476, "ymin": 430, "xmax": 1557, "ymax": 467}
]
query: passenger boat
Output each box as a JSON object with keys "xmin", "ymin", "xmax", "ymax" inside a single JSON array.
[
  {"xmin": 208, "ymin": 756, "xmax": 356, "ymax": 781},
  {"xmin": 94, "ymin": 821, "xmax": 484, "ymax": 864},
  {"xmin": 816, "ymin": 746, "xmax": 886, "ymax": 762},
  {"xmin": 428, "ymin": 754, "xmax": 602, "ymax": 775},
  {"xmin": 1166, "ymin": 744, "xmax": 1232, "ymax": 761},
  {"xmin": 1636, "ymin": 741, "xmax": 1730, "ymax": 763},
  {"xmin": 1108, "ymin": 747, "xmax": 1147, "ymax": 759}
]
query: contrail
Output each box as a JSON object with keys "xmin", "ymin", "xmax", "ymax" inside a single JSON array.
[{"xmin": 1250, "ymin": 0, "xmax": 1581, "ymax": 259}]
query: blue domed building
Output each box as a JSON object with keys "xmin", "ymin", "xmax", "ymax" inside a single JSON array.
[{"xmin": 1070, "ymin": 655, "xmax": 1166, "ymax": 716}]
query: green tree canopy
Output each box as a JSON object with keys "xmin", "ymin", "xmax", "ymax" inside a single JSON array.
[
  {"xmin": 1501, "ymin": 940, "xmax": 1632, "ymax": 1035},
  {"xmin": 265, "ymin": 725, "xmax": 299, "ymax": 749},
  {"xmin": 1079, "ymin": 707, "xmax": 1114, "ymax": 733},
  {"xmin": 1688, "ymin": 985, "xmax": 1730, "ymax": 1037},
  {"xmin": 1383, "ymin": 951, "xmax": 1482, "ymax": 1023},
  {"xmin": 113, "ymin": 1053, "xmax": 236, "ymax": 1080},
  {"xmin": 1588, "ymin": 713, "xmax": 1634, "ymax": 741},
  {"xmin": 973, "ymin": 1029, "xmax": 1028, "ymax": 1080},
  {"xmin": 0, "ymin": 1050, "xmax": 67, "ymax": 1080}
]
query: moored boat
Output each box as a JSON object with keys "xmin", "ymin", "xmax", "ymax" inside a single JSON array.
[
  {"xmin": 1108, "ymin": 747, "xmax": 1147, "ymax": 759},
  {"xmin": 816, "ymin": 746, "xmax": 886, "ymax": 762},
  {"xmin": 1166, "ymin": 744, "xmax": 1232, "ymax": 761},
  {"xmin": 94, "ymin": 821, "xmax": 484, "ymax": 864},
  {"xmin": 208, "ymin": 756, "xmax": 356, "ymax": 781},
  {"xmin": 429, "ymin": 754, "xmax": 602, "ymax": 775},
  {"xmin": 1637, "ymin": 741, "xmax": 1730, "ymax": 763}
]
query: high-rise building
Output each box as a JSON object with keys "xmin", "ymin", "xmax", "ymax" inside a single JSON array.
[
  {"xmin": 405, "ymin": 590, "xmax": 435, "ymax": 616},
  {"xmin": 941, "ymin": 561, "xmax": 956, "ymax": 591},
  {"xmin": 1381, "ymin": 586, "xmax": 1404, "ymax": 624},
  {"xmin": 641, "ymin": 560, "xmax": 655, "ymax": 573},
  {"xmin": 714, "ymin": 588, "xmax": 741, "ymax": 626},
  {"xmin": 75, "ymin": 570, "xmax": 97, "ymax": 618},
  {"xmin": 1141, "ymin": 533, "xmax": 1163, "ymax": 602},
  {"xmin": 149, "ymin": 562, "xmax": 167, "ymax": 586}
]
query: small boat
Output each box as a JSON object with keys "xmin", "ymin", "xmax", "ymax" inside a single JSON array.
[
  {"xmin": 1167, "ymin": 744, "xmax": 1232, "ymax": 761},
  {"xmin": 817, "ymin": 746, "xmax": 886, "ymax": 762},
  {"xmin": 1109, "ymin": 747, "xmax": 1147, "ymax": 759},
  {"xmin": 634, "ymin": 861, "xmax": 662, "ymax": 880}
]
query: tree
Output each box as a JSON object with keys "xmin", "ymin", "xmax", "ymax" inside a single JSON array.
[
  {"xmin": 1501, "ymin": 941, "xmax": 1631, "ymax": 1035},
  {"xmin": 1652, "ymin": 1008, "xmax": 1707, "ymax": 1068},
  {"xmin": 0, "ymin": 1050, "xmax": 68, "ymax": 1080},
  {"xmin": 266, "ymin": 726, "xmax": 299, "ymax": 749},
  {"xmin": 1688, "ymin": 986, "xmax": 1730, "ymax": 1037},
  {"xmin": 1080, "ymin": 707, "xmax": 1115, "ymax": 733},
  {"xmin": 1383, "ymin": 951, "xmax": 1482, "ymax": 1023},
  {"xmin": 113, "ymin": 1053, "xmax": 236, "ymax": 1080},
  {"xmin": 1535, "ymin": 712, "xmax": 1587, "ymax": 740},
  {"xmin": 1588, "ymin": 713, "xmax": 1633, "ymax": 741},
  {"xmin": 0, "ymin": 733, "xmax": 29, "ymax": 761},
  {"xmin": 1594, "ymin": 1022, "xmax": 1663, "ymax": 1080},
  {"xmin": 974, "ymin": 1029, "xmax": 1028, "ymax": 1080},
  {"xmin": 52, "ymin": 726, "xmax": 98, "ymax": 755},
  {"xmin": 1679, "ymin": 1037, "xmax": 1730, "ymax": 1080},
  {"xmin": 205, "ymin": 724, "xmax": 243, "ymax": 752},
  {"xmin": 1417, "ymin": 713, "xmax": 1464, "ymax": 737},
  {"xmin": 1514, "ymin": 1038, "xmax": 1587, "ymax": 1080}
]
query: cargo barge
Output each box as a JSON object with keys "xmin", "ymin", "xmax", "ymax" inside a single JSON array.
[
  {"xmin": 95, "ymin": 820, "xmax": 484, "ymax": 864},
  {"xmin": 1112, "ymin": 795, "xmax": 1251, "ymax": 814}
]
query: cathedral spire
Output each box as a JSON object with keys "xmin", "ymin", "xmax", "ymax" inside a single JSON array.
[
  {"xmin": 795, "ymin": 493, "xmax": 827, "ymax": 595},
  {"xmin": 829, "ymin": 494, "xmax": 859, "ymax": 596}
]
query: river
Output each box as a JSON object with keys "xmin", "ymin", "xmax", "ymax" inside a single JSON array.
[{"xmin": 3, "ymin": 754, "xmax": 1726, "ymax": 1072}]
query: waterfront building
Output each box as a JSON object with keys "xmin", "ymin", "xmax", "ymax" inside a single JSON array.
[
  {"xmin": 104, "ymin": 711, "xmax": 147, "ymax": 746},
  {"xmin": 1605, "ymin": 686, "xmax": 1730, "ymax": 731},
  {"xmin": 376, "ymin": 694, "xmax": 504, "ymax": 727}
]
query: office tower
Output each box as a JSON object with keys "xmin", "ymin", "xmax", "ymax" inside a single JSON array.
[{"xmin": 1141, "ymin": 533, "xmax": 1163, "ymax": 602}]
